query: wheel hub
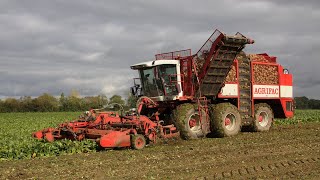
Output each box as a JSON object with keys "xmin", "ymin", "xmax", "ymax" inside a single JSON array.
[
  {"xmin": 258, "ymin": 111, "xmax": 268, "ymax": 127},
  {"xmin": 189, "ymin": 119, "xmax": 197, "ymax": 128},
  {"xmin": 259, "ymin": 115, "xmax": 263, "ymax": 122},
  {"xmin": 135, "ymin": 138, "xmax": 144, "ymax": 148},
  {"xmin": 225, "ymin": 118, "xmax": 231, "ymax": 126},
  {"xmin": 188, "ymin": 113, "xmax": 201, "ymax": 132},
  {"xmin": 224, "ymin": 113, "xmax": 236, "ymax": 131}
]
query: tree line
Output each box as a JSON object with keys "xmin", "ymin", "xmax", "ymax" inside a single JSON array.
[
  {"xmin": 0, "ymin": 91, "xmax": 138, "ymax": 113},
  {"xmin": 294, "ymin": 96, "xmax": 320, "ymax": 109},
  {"xmin": 0, "ymin": 94, "xmax": 318, "ymax": 113}
]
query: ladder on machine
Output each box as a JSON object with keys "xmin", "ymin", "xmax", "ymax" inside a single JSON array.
[
  {"xmin": 237, "ymin": 52, "xmax": 253, "ymax": 125},
  {"xmin": 197, "ymin": 97, "xmax": 210, "ymax": 135}
]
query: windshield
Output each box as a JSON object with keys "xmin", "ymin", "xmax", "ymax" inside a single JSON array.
[
  {"xmin": 139, "ymin": 64, "xmax": 178, "ymax": 97},
  {"xmin": 140, "ymin": 66, "xmax": 163, "ymax": 97},
  {"xmin": 158, "ymin": 64, "xmax": 178, "ymax": 96}
]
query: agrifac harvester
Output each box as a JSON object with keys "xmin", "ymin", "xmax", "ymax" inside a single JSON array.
[{"xmin": 33, "ymin": 29, "xmax": 294, "ymax": 149}]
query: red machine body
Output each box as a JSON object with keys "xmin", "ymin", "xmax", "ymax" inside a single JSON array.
[
  {"xmin": 216, "ymin": 53, "xmax": 294, "ymax": 119},
  {"xmin": 33, "ymin": 110, "xmax": 179, "ymax": 149},
  {"xmin": 132, "ymin": 30, "xmax": 293, "ymax": 120},
  {"xmin": 130, "ymin": 29, "xmax": 294, "ymax": 140}
]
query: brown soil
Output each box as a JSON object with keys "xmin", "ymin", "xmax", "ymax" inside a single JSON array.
[{"xmin": 1, "ymin": 123, "xmax": 319, "ymax": 180}]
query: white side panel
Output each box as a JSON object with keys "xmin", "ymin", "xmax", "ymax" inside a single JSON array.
[
  {"xmin": 220, "ymin": 84, "xmax": 238, "ymax": 96},
  {"xmin": 280, "ymin": 86, "xmax": 293, "ymax": 98},
  {"xmin": 253, "ymin": 85, "xmax": 279, "ymax": 98},
  {"xmin": 176, "ymin": 63, "xmax": 183, "ymax": 98}
]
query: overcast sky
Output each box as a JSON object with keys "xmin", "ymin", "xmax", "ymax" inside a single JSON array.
[{"xmin": 0, "ymin": 0, "xmax": 319, "ymax": 99}]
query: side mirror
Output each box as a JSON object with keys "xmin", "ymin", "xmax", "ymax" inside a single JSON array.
[{"xmin": 130, "ymin": 87, "xmax": 136, "ymax": 96}]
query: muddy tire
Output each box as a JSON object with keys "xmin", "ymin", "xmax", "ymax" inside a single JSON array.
[
  {"xmin": 209, "ymin": 103, "xmax": 241, "ymax": 137},
  {"xmin": 252, "ymin": 103, "xmax": 273, "ymax": 132},
  {"xmin": 131, "ymin": 134, "xmax": 146, "ymax": 150},
  {"xmin": 173, "ymin": 103, "xmax": 206, "ymax": 140}
]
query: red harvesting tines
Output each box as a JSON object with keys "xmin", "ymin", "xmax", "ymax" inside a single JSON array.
[{"xmin": 32, "ymin": 105, "xmax": 180, "ymax": 150}]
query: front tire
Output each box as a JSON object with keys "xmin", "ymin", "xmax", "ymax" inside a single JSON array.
[
  {"xmin": 209, "ymin": 103, "xmax": 241, "ymax": 137},
  {"xmin": 131, "ymin": 134, "xmax": 146, "ymax": 150},
  {"xmin": 173, "ymin": 103, "xmax": 206, "ymax": 140},
  {"xmin": 252, "ymin": 103, "xmax": 273, "ymax": 132}
]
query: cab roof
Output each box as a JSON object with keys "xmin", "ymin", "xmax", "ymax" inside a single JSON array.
[{"xmin": 130, "ymin": 59, "xmax": 179, "ymax": 70}]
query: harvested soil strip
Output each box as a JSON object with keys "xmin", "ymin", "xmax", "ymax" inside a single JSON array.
[{"xmin": 211, "ymin": 157, "xmax": 320, "ymax": 179}]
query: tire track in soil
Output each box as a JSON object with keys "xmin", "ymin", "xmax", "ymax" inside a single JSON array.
[
  {"xmin": 114, "ymin": 143, "xmax": 320, "ymax": 179},
  {"xmin": 112, "ymin": 126, "xmax": 320, "ymax": 179},
  {"xmin": 110, "ymin": 139, "xmax": 320, "ymax": 178},
  {"xmin": 210, "ymin": 157, "xmax": 320, "ymax": 179}
]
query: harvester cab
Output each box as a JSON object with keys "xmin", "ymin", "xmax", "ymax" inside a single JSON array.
[
  {"xmin": 131, "ymin": 60, "xmax": 183, "ymax": 101},
  {"xmin": 130, "ymin": 30, "xmax": 255, "ymax": 103}
]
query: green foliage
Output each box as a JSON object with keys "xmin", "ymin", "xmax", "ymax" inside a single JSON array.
[
  {"xmin": 127, "ymin": 94, "xmax": 138, "ymax": 108},
  {"xmin": 2, "ymin": 98, "xmax": 20, "ymax": 112},
  {"xmin": 0, "ymin": 112, "xmax": 97, "ymax": 161},
  {"xmin": 34, "ymin": 93, "xmax": 59, "ymax": 112},
  {"xmin": 0, "ymin": 110, "xmax": 319, "ymax": 161},
  {"xmin": 59, "ymin": 93, "xmax": 67, "ymax": 111},
  {"xmin": 275, "ymin": 109, "xmax": 320, "ymax": 125},
  {"xmin": 83, "ymin": 95, "xmax": 108, "ymax": 110},
  {"xmin": 0, "ymin": 99, "xmax": 3, "ymax": 112},
  {"xmin": 0, "ymin": 92, "xmax": 110, "ymax": 113},
  {"xmin": 65, "ymin": 96, "xmax": 82, "ymax": 111},
  {"xmin": 109, "ymin": 95, "xmax": 125, "ymax": 105},
  {"xmin": 19, "ymin": 96, "xmax": 35, "ymax": 112}
]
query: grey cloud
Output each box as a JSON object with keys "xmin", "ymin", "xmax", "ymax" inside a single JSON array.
[{"xmin": 0, "ymin": 0, "xmax": 319, "ymax": 99}]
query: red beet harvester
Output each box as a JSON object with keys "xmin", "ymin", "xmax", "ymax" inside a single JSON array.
[{"xmin": 33, "ymin": 29, "xmax": 294, "ymax": 149}]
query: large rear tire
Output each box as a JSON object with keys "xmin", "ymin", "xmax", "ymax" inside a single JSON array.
[
  {"xmin": 252, "ymin": 103, "xmax": 273, "ymax": 132},
  {"xmin": 173, "ymin": 103, "xmax": 206, "ymax": 140},
  {"xmin": 209, "ymin": 103, "xmax": 241, "ymax": 137}
]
